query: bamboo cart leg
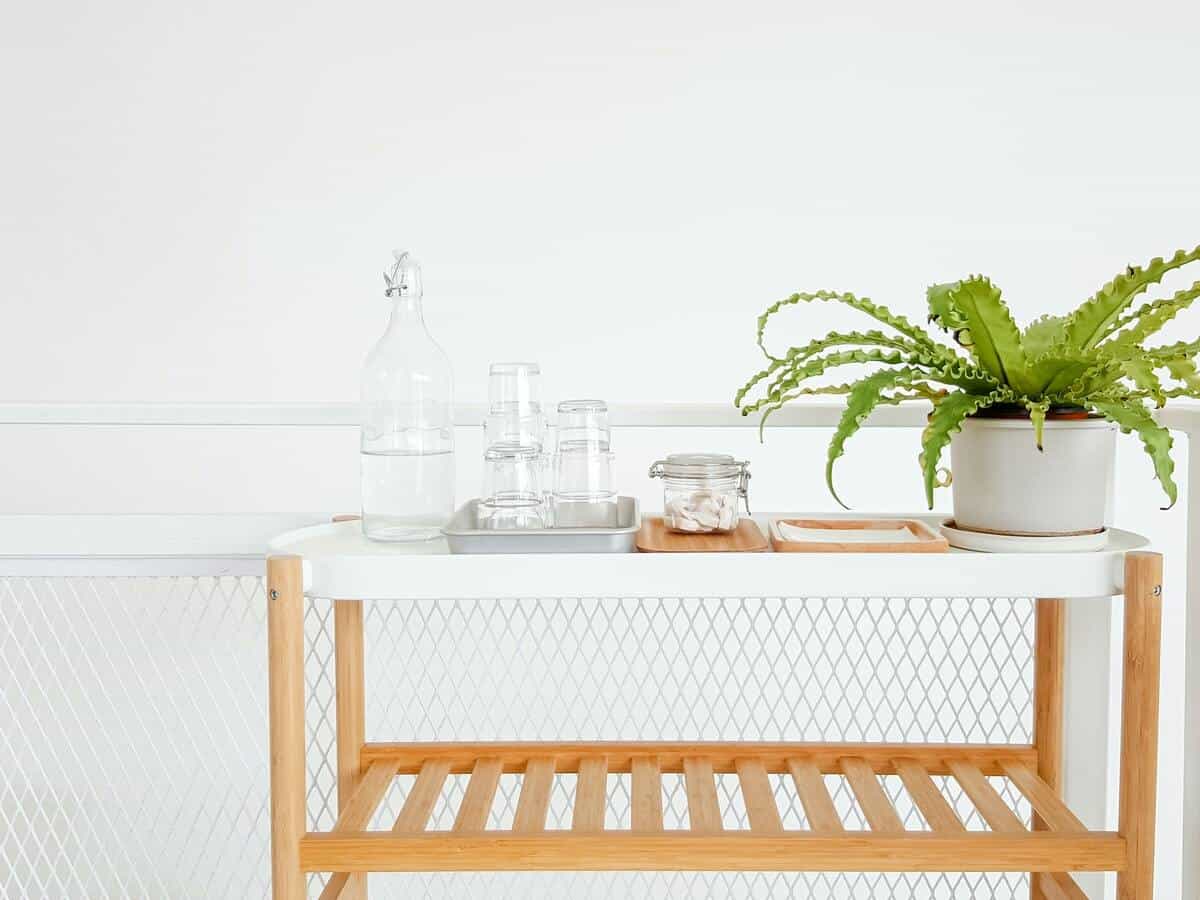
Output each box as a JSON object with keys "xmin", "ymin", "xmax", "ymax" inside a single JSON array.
[
  {"xmin": 1117, "ymin": 552, "xmax": 1163, "ymax": 900},
  {"xmin": 268, "ymin": 555, "xmax": 307, "ymax": 900},
  {"xmin": 1031, "ymin": 598, "xmax": 1065, "ymax": 900},
  {"xmin": 329, "ymin": 514, "xmax": 369, "ymax": 900},
  {"xmin": 334, "ymin": 598, "xmax": 367, "ymax": 899}
]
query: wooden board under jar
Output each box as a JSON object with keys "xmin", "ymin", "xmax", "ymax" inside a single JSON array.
[{"xmin": 636, "ymin": 517, "xmax": 769, "ymax": 553}]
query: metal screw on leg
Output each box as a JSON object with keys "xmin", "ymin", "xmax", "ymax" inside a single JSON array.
[{"xmin": 270, "ymin": 590, "xmax": 279, "ymax": 600}]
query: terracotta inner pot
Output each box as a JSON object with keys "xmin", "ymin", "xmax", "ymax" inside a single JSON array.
[{"xmin": 971, "ymin": 404, "xmax": 1091, "ymax": 421}]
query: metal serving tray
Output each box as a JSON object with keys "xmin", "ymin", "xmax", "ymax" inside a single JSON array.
[{"xmin": 442, "ymin": 497, "xmax": 640, "ymax": 554}]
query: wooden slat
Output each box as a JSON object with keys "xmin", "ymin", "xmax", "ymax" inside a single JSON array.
[
  {"xmin": 333, "ymin": 597, "xmax": 366, "ymax": 900},
  {"xmin": 317, "ymin": 872, "xmax": 349, "ymax": 900},
  {"xmin": 999, "ymin": 761, "xmax": 1084, "ymax": 833},
  {"xmin": 735, "ymin": 758, "xmax": 782, "ymax": 833},
  {"xmin": 300, "ymin": 831, "xmax": 1127, "ymax": 873},
  {"xmin": 787, "ymin": 758, "xmax": 843, "ymax": 833},
  {"xmin": 513, "ymin": 757, "xmax": 556, "ymax": 833},
  {"xmin": 361, "ymin": 741, "xmax": 1037, "ymax": 776},
  {"xmin": 333, "ymin": 760, "xmax": 399, "ymax": 832},
  {"xmin": 333, "ymin": 602, "xmax": 366, "ymax": 808},
  {"xmin": 393, "ymin": 759, "xmax": 450, "ymax": 833},
  {"xmin": 1039, "ymin": 870, "xmax": 1088, "ymax": 900},
  {"xmin": 893, "ymin": 758, "xmax": 964, "ymax": 833},
  {"xmin": 683, "ymin": 757, "xmax": 723, "ymax": 833},
  {"xmin": 572, "ymin": 756, "xmax": 608, "ymax": 832},
  {"xmin": 841, "ymin": 758, "xmax": 905, "ymax": 833},
  {"xmin": 453, "ymin": 757, "xmax": 502, "ymax": 832},
  {"xmin": 947, "ymin": 761, "xmax": 1025, "ymax": 833},
  {"xmin": 630, "ymin": 756, "xmax": 664, "ymax": 832},
  {"xmin": 1032, "ymin": 596, "xmax": 1066, "ymax": 900}
]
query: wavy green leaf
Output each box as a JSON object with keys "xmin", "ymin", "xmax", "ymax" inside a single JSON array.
[
  {"xmin": 755, "ymin": 387, "xmax": 845, "ymax": 439},
  {"xmin": 1146, "ymin": 338, "xmax": 1200, "ymax": 360},
  {"xmin": 825, "ymin": 369, "xmax": 922, "ymax": 508},
  {"xmin": 1022, "ymin": 315, "xmax": 1068, "ymax": 358},
  {"xmin": 927, "ymin": 282, "xmax": 970, "ymax": 344},
  {"xmin": 1129, "ymin": 386, "xmax": 1200, "ymax": 401},
  {"xmin": 1062, "ymin": 358, "xmax": 1125, "ymax": 401},
  {"xmin": 754, "ymin": 290, "xmax": 942, "ymax": 361},
  {"xmin": 745, "ymin": 347, "xmax": 1001, "ymax": 419},
  {"xmin": 919, "ymin": 392, "xmax": 997, "ymax": 508},
  {"xmin": 921, "ymin": 360, "xmax": 1004, "ymax": 393},
  {"xmin": 1025, "ymin": 399, "xmax": 1050, "ymax": 450},
  {"xmin": 941, "ymin": 277, "xmax": 1037, "ymax": 394},
  {"xmin": 781, "ymin": 329, "xmax": 919, "ymax": 363},
  {"xmin": 1164, "ymin": 357, "xmax": 1200, "ymax": 392},
  {"xmin": 734, "ymin": 356, "xmax": 791, "ymax": 408},
  {"xmin": 1029, "ymin": 356, "xmax": 1096, "ymax": 397},
  {"xmin": 754, "ymin": 380, "xmax": 939, "ymax": 442},
  {"xmin": 1063, "ymin": 245, "xmax": 1200, "ymax": 349},
  {"xmin": 1101, "ymin": 280, "xmax": 1200, "ymax": 349},
  {"xmin": 1088, "ymin": 399, "xmax": 1176, "ymax": 507},
  {"xmin": 1120, "ymin": 359, "xmax": 1166, "ymax": 406},
  {"xmin": 741, "ymin": 348, "xmax": 909, "ymax": 417},
  {"xmin": 750, "ymin": 382, "xmax": 859, "ymax": 437},
  {"xmin": 737, "ymin": 331, "xmax": 946, "ymax": 408}
]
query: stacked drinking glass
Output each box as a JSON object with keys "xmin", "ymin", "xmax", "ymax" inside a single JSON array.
[
  {"xmin": 478, "ymin": 363, "xmax": 548, "ymax": 529},
  {"xmin": 551, "ymin": 399, "xmax": 618, "ymax": 527}
]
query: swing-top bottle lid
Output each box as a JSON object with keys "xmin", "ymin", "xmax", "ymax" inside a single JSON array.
[{"xmin": 383, "ymin": 249, "xmax": 422, "ymax": 298}]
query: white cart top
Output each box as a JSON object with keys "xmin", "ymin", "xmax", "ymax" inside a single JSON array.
[{"xmin": 267, "ymin": 516, "xmax": 1149, "ymax": 601}]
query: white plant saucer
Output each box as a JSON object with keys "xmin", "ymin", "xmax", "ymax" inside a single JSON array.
[{"xmin": 940, "ymin": 519, "xmax": 1109, "ymax": 553}]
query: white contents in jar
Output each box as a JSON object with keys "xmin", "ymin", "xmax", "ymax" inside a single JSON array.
[{"xmin": 664, "ymin": 490, "xmax": 736, "ymax": 532}]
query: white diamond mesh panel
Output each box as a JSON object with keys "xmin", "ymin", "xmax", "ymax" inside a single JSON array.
[
  {"xmin": 308, "ymin": 595, "xmax": 1034, "ymax": 899},
  {"xmin": 0, "ymin": 575, "xmax": 270, "ymax": 899},
  {"xmin": 1, "ymin": 576, "xmax": 1033, "ymax": 899}
]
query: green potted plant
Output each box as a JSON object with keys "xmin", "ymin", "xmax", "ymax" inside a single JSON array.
[{"xmin": 735, "ymin": 245, "xmax": 1200, "ymax": 537}]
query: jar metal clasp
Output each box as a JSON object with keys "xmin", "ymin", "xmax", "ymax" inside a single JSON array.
[{"xmin": 737, "ymin": 464, "xmax": 752, "ymax": 515}]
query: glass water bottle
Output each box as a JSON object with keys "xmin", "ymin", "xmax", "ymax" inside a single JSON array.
[{"xmin": 360, "ymin": 250, "xmax": 455, "ymax": 541}]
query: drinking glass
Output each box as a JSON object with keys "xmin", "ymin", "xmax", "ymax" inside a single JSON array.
[
  {"xmin": 554, "ymin": 399, "xmax": 610, "ymax": 453},
  {"xmin": 478, "ymin": 443, "xmax": 547, "ymax": 530},
  {"xmin": 488, "ymin": 361, "xmax": 541, "ymax": 411},
  {"xmin": 486, "ymin": 362, "xmax": 545, "ymax": 449},
  {"xmin": 551, "ymin": 400, "xmax": 617, "ymax": 527}
]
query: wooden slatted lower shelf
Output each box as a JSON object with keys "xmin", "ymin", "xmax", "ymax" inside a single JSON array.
[{"xmin": 306, "ymin": 741, "xmax": 1113, "ymax": 891}]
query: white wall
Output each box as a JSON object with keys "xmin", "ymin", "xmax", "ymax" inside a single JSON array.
[{"xmin": 2, "ymin": 0, "xmax": 1198, "ymax": 405}]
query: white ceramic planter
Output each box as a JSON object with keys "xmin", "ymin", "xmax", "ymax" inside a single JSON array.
[{"xmin": 948, "ymin": 416, "xmax": 1116, "ymax": 536}]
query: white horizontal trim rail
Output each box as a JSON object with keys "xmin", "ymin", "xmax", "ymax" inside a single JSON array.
[
  {"xmin": 0, "ymin": 513, "xmax": 333, "ymax": 560},
  {"xmin": 0, "ymin": 557, "xmax": 266, "ymax": 577},
  {"xmin": 4, "ymin": 401, "xmax": 1197, "ymax": 430},
  {"xmin": 0, "ymin": 401, "xmax": 918, "ymax": 428},
  {"xmin": 0, "ymin": 402, "xmax": 366, "ymax": 427}
]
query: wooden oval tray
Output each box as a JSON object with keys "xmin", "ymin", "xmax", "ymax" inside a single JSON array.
[{"xmin": 769, "ymin": 518, "xmax": 949, "ymax": 553}]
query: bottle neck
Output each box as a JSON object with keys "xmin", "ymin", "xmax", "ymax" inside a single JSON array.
[{"xmin": 385, "ymin": 293, "xmax": 426, "ymax": 332}]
